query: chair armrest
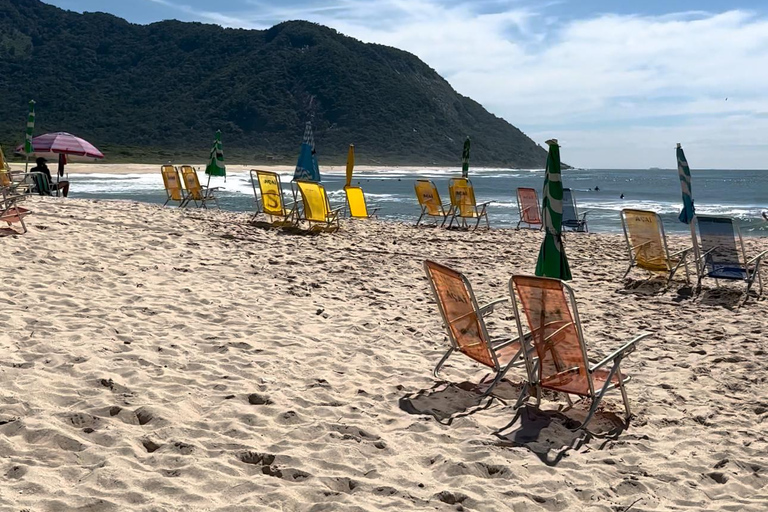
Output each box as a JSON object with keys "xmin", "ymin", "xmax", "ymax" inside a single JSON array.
[
  {"xmin": 669, "ymin": 246, "xmax": 692, "ymax": 258},
  {"xmin": 478, "ymin": 297, "xmax": 508, "ymax": 316},
  {"xmin": 591, "ymin": 332, "xmax": 651, "ymax": 372},
  {"xmin": 479, "ymin": 201, "xmax": 492, "ymax": 207},
  {"xmin": 747, "ymin": 250, "xmax": 768, "ymax": 266}
]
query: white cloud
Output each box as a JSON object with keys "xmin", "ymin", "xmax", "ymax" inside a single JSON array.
[{"xmin": 146, "ymin": 0, "xmax": 768, "ymax": 168}]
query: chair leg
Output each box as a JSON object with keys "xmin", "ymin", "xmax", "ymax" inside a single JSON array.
[
  {"xmin": 622, "ymin": 264, "xmax": 633, "ymax": 280},
  {"xmin": 576, "ymin": 364, "xmax": 621, "ymax": 431},
  {"xmin": 617, "ymin": 367, "xmax": 631, "ymax": 422},
  {"xmin": 513, "ymin": 383, "xmax": 531, "ymax": 410},
  {"xmin": 433, "ymin": 348, "xmax": 454, "ymax": 378},
  {"xmin": 416, "ymin": 210, "xmax": 425, "ymax": 227}
]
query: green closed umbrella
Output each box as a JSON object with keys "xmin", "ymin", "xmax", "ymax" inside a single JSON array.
[
  {"xmin": 535, "ymin": 139, "xmax": 571, "ymax": 280},
  {"xmin": 461, "ymin": 136, "xmax": 470, "ymax": 179},
  {"xmin": 205, "ymin": 129, "xmax": 226, "ymax": 186}
]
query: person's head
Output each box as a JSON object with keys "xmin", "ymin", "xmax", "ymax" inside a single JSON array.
[{"xmin": 36, "ymin": 157, "xmax": 47, "ymax": 166}]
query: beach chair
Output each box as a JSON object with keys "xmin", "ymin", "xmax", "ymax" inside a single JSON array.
[
  {"xmin": 695, "ymin": 215, "xmax": 767, "ymax": 302},
  {"xmin": 424, "ymin": 260, "xmax": 527, "ymax": 396},
  {"xmin": 447, "ymin": 178, "xmax": 490, "ymax": 231},
  {"xmin": 414, "ymin": 180, "xmax": 449, "ymax": 227},
  {"xmin": 1, "ymin": 187, "xmax": 31, "ymax": 234},
  {"xmin": 509, "ymin": 275, "xmax": 651, "ymax": 429},
  {"xmin": 516, "ymin": 187, "xmax": 542, "ymax": 229},
  {"xmin": 161, "ymin": 165, "xmax": 186, "ymax": 207},
  {"xmin": 179, "ymin": 165, "xmax": 219, "ymax": 208},
  {"xmin": 295, "ymin": 180, "xmax": 341, "ymax": 233},
  {"xmin": 250, "ymin": 169, "xmax": 296, "ymax": 226},
  {"xmin": 562, "ymin": 188, "xmax": 588, "ymax": 232},
  {"xmin": 344, "ymin": 186, "xmax": 379, "ymax": 219},
  {"xmin": 620, "ymin": 209, "xmax": 691, "ymax": 284}
]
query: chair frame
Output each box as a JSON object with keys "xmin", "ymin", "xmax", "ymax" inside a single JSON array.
[
  {"xmin": 562, "ymin": 188, "xmax": 589, "ymax": 232},
  {"xmin": 344, "ymin": 185, "xmax": 379, "ymax": 219},
  {"xmin": 1, "ymin": 188, "xmax": 31, "ymax": 234},
  {"xmin": 249, "ymin": 169, "xmax": 297, "ymax": 226},
  {"xmin": 179, "ymin": 165, "xmax": 220, "ymax": 209},
  {"xmin": 295, "ymin": 180, "xmax": 342, "ymax": 233},
  {"xmin": 516, "ymin": 187, "xmax": 543, "ymax": 230},
  {"xmin": 509, "ymin": 275, "xmax": 651, "ymax": 430},
  {"xmin": 620, "ymin": 209, "xmax": 691, "ymax": 284},
  {"xmin": 415, "ymin": 180, "xmax": 450, "ymax": 227},
  {"xmin": 424, "ymin": 260, "xmax": 527, "ymax": 396},
  {"xmin": 447, "ymin": 178, "xmax": 490, "ymax": 231},
  {"xmin": 694, "ymin": 215, "xmax": 767, "ymax": 302}
]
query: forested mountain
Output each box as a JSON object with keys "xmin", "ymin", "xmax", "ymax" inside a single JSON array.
[{"xmin": 0, "ymin": 0, "xmax": 548, "ymax": 167}]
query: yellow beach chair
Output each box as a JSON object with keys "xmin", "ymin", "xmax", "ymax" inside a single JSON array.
[
  {"xmin": 415, "ymin": 180, "xmax": 449, "ymax": 227},
  {"xmin": 250, "ymin": 169, "xmax": 296, "ymax": 226},
  {"xmin": 621, "ymin": 209, "xmax": 691, "ymax": 283},
  {"xmin": 344, "ymin": 186, "xmax": 379, "ymax": 218},
  {"xmin": 296, "ymin": 180, "xmax": 341, "ymax": 232},
  {"xmin": 447, "ymin": 178, "xmax": 490, "ymax": 231},
  {"xmin": 179, "ymin": 165, "xmax": 219, "ymax": 208},
  {"xmin": 161, "ymin": 165, "xmax": 186, "ymax": 207}
]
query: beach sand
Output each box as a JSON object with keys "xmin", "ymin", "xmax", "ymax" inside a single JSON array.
[{"xmin": 1, "ymin": 197, "xmax": 767, "ymax": 511}]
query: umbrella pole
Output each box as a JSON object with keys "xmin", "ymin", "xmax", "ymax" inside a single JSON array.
[
  {"xmin": 690, "ymin": 216, "xmax": 701, "ymax": 279},
  {"xmin": 24, "ymin": 154, "xmax": 29, "ymax": 173}
]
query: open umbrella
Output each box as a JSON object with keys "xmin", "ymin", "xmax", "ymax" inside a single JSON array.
[
  {"xmin": 205, "ymin": 130, "xmax": 226, "ymax": 185},
  {"xmin": 535, "ymin": 139, "xmax": 571, "ymax": 280},
  {"xmin": 293, "ymin": 122, "xmax": 320, "ymax": 182},
  {"xmin": 16, "ymin": 132, "xmax": 104, "ymax": 161},
  {"xmin": 461, "ymin": 137, "xmax": 471, "ymax": 179},
  {"xmin": 344, "ymin": 144, "xmax": 355, "ymax": 188}
]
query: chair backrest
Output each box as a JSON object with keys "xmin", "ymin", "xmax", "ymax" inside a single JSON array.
[
  {"xmin": 510, "ymin": 275, "xmax": 592, "ymax": 395},
  {"xmin": 696, "ymin": 215, "xmax": 745, "ymax": 276},
  {"xmin": 415, "ymin": 180, "xmax": 445, "ymax": 216},
  {"xmin": 562, "ymin": 188, "xmax": 579, "ymax": 225},
  {"xmin": 179, "ymin": 165, "xmax": 204, "ymax": 200},
  {"xmin": 0, "ymin": 145, "xmax": 9, "ymax": 173},
  {"xmin": 449, "ymin": 178, "xmax": 476, "ymax": 217},
  {"xmin": 517, "ymin": 187, "xmax": 542, "ymax": 225},
  {"xmin": 32, "ymin": 172, "xmax": 51, "ymax": 196},
  {"xmin": 621, "ymin": 209, "xmax": 670, "ymax": 271},
  {"xmin": 161, "ymin": 165, "xmax": 183, "ymax": 201},
  {"xmin": 254, "ymin": 170, "xmax": 287, "ymax": 216},
  {"xmin": 297, "ymin": 180, "xmax": 331, "ymax": 222},
  {"xmin": 345, "ymin": 186, "xmax": 369, "ymax": 218},
  {"xmin": 424, "ymin": 260, "xmax": 496, "ymax": 368},
  {"xmin": 0, "ymin": 169, "xmax": 11, "ymax": 189}
]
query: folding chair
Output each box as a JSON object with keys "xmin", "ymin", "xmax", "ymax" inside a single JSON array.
[
  {"xmin": 1, "ymin": 188, "xmax": 31, "ymax": 234},
  {"xmin": 295, "ymin": 180, "xmax": 341, "ymax": 233},
  {"xmin": 509, "ymin": 275, "xmax": 651, "ymax": 430},
  {"xmin": 250, "ymin": 169, "xmax": 296, "ymax": 226},
  {"xmin": 447, "ymin": 178, "xmax": 490, "ymax": 231},
  {"xmin": 516, "ymin": 187, "xmax": 543, "ymax": 229},
  {"xmin": 344, "ymin": 186, "xmax": 379, "ymax": 218},
  {"xmin": 179, "ymin": 165, "xmax": 219, "ymax": 208},
  {"xmin": 161, "ymin": 165, "xmax": 186, "ymax": 207},
  {"xmin": 414, "ymin": 180, "xmax": 449, "ymax": 227},
  {"xmin": 695, "ymin": 215, "xmax": 767, "ymax": 302},
  {"xmin": 424, "ymin": 260, "xmax": 527, "ymax": 396},
  {"xmin": 562, "ymin": 188, "xmax": 588, "ymax": 232},
  {"xmin": 621, "ymin": 209, "xmax": 691, "ymax": 284}
]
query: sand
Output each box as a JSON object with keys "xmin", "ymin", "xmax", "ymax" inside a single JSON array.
[{"xmin": 1, "ymin": 197, "xmax": 767, "ymax": 511}]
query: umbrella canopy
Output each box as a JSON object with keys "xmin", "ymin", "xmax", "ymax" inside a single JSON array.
[
  {"xmin": 293, "ymin": 122, "xmax": 320, "ymax": 182},
  {"xmin": 461, "ymin": 136, "xmax": 471, "ymax": 179},
  {"xmin": 16, "ymin": 132, "xmax": 104, "ymax": 161},
  {"xmin": 205, "ymin": 130, "xmax": 226, "ymax": 178},
  {"xmin": 535, "ymin": 139, "xmax": 572, "ymax": 280},
  {"xmin": 345, "ymin": 144, "xmax": 355, "ymax": 188}
]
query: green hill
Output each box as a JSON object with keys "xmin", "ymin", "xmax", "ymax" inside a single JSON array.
[{"xmin": 0, "ymin": 0, "xmax": 548, "ymax": 167}]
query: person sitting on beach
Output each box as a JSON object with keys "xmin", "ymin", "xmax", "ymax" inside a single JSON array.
[{"xmin": 30, "ymin": 157, "xmax": 69, "ymax": 197}]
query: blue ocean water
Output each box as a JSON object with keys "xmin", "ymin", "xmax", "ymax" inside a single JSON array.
[{"xmin": 67, "ymin": 167, "xmax": 768, "ymax": 235}]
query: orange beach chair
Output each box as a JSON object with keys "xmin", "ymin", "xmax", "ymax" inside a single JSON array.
[{"xmin": 516, "ymin": 187, "xmax": 542, "ymax": 229}]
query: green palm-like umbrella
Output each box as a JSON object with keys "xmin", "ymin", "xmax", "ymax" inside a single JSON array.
[
  {"xmin": 205, "ymin": 130, "xmax": 226, "ymax": 181},
  {"xmin": 535, "ymin": 139, "xmax": 571, "ymax": 280},
  {"xmin": 461, "ymin": 136, "xmax": 471, "ymax": 179}
]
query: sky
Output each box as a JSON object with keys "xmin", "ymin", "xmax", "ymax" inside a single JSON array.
[{"xmin": 44, "ymin": 0, "xmax": 768, "ymax": 169}]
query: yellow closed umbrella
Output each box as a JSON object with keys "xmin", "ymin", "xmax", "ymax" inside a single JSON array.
[{"xmin": 345, "ymin": 144, "xmax": 355, "ymax": 188}]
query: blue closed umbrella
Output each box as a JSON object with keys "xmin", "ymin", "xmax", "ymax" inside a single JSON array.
[{"xmin": 294, "ymin": 122, "xmax": 320, "ymax": 182}]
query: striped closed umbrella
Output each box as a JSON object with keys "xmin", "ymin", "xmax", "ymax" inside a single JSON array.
[
  {"xmin": 294, "ymin": 122, "xmax": 321, "ymax": 182},
  {"xmin": 345, "ymin": 144, "xmax": 355, "ymax": 188},
  {"xmin": 205, "ymin": 130, "xmax": 226, "ymax": 181},
  {"xmin": 535, "ymin": 139, "xmax": 571, "ymax": 280},
  {"xmin": 676, "ymin": 143, "xmax": 699, "ymax": 273},
  {"xmin": 461, "ymin": 136, "xmax": 471, "ymax": 179},
  {"xmin": 24, "ymin": 100, "xmax": 35, "ymax": 171}
]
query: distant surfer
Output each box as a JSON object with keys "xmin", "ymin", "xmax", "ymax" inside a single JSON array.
[
  {"xmin": 594, "ymin": 186, "xmax": 600, "ymax": 192},
  {"xmin": 763, "ymin": 211, "xmax": 768, "ymax": 222},
  {"xmin": 620, "ymin": 193, "xmax": 625, "ymax": 199}
]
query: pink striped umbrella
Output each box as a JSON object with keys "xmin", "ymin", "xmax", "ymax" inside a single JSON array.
[{"xmin": 16, "ymin": 132, "xmax": 104, "ymax": 161}]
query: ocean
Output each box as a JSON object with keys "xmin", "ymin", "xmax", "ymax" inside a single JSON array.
[{"xmin": 67, "ymin": 167, "xmax": 768, "ymax": 235}]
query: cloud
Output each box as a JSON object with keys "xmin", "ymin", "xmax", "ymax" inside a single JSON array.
[{"xmin": 144, "ymin": 0, "xmax": 768, "ymax": 167}]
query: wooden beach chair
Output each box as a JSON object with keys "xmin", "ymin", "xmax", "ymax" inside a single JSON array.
[
  {"xmin": 424, "ymin": 260, "xmax": 526, "ymax": 395},
  {"xmin": 344, "ymin": 186, "xmax": 379, "ymax": 219},
  {"xmin": 179, "ymin": 165, "xmax": 219, "ymax": 208},
  {"xmin": 516, "ymin": 187, "xmax": 542, "ymax": 229},
  {"xmin": 562, "ymin": 188, "xmax": 588, "ymax": 232},
  {"xmin": 414, "ymin": 180, "xmax": 449, "ymax": 227},
  {"xmin": 250, "ymin": 169, "xmax": 296, "ymax": 226},
  {"xmin": 161, "ymin": 165, "xmax": 186, "ymax": 207},
  {"xmin": 447, "ymin": 178, "xmax": 490, "ymax": 231},
  {"xmin": 695, "ymin": 215, "xmax": 767, "ymax": 302},
  {"xmin": 509, "ymin": 275, "xmax": 651, "ymax": 429},
  {"xmin": 621, "ymin": 209, "xmax": 691, "ymax": 284},
  {"xmin": 295, "ymin": 180, "xmax": 341, "ymax": 233}
]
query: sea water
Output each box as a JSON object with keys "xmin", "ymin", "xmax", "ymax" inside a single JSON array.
[{"xmin": 67, "ymin": 167, "xmax": 768, "ymax": 235}]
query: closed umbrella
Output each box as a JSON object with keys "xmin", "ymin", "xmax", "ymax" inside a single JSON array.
[
  {"xmin": 677, "ymin": 143, "xmax": 700, "ymax": 273},
  {"xmin": 461, "ymin": 136, "xmax": 471, "ymax": 179},
  {"xmin": 205, "ymin": 130, "xmax": 226, "ymax": 185},
  {"xmin": 24, "ymin": 100, "xmax": 35, "ymax": 172},
  {"xmin": 535, "ymin": 139, "xmax": 571, "ymax": 280},
  {"xmin": 293, "ymin": 122, "xmax": 320, "ymax": 182},
  {"xmin": 345, "ymin": 144, "xmax": 355, "ymax": 188}
]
